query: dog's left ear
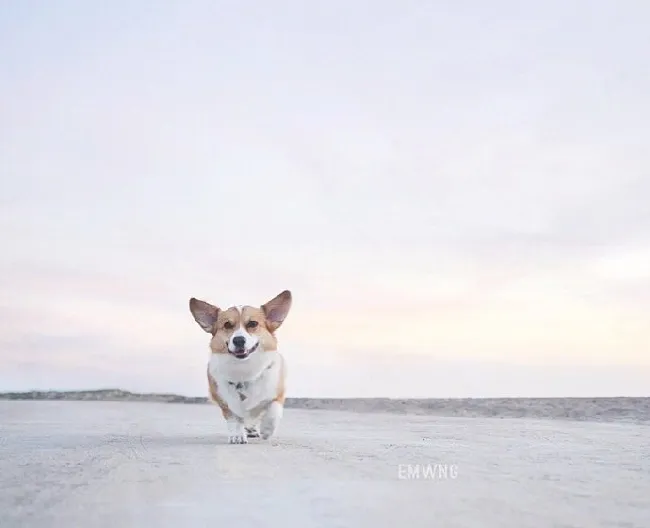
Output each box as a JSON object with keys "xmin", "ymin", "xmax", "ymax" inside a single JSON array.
[{"xmin": 262, "ymin": 290, "xmax": 292, "ymax": 331}]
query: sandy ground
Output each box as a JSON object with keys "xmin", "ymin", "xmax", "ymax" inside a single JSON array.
[{"xmin": 1, "ymin": 401, "xmax": 648, "ymax": 527}]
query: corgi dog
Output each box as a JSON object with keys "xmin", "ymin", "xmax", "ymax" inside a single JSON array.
[{"xmin": 189, "ymin": 290, "xmax": 292, "ymax": 444}]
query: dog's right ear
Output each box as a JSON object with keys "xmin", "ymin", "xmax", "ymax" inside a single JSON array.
[{"xmin": 189, "ymin": 298, "xmax": 220, "ymax": 333}]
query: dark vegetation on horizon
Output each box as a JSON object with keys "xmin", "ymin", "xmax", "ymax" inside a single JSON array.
[
  {"xmin": 1, "ymin": 389, "xmax": 648, "ymax": 424},
  {"xmin": 0, "ymin": 388, "xmax": 642, "ymax": 403}
]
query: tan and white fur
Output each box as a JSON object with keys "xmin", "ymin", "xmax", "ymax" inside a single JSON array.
[{"xmin": 189, "ymin": 290, "xmax": 291, "ymax": 444}]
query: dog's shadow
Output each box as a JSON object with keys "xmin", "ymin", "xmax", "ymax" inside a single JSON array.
[{"xmin": 134, "ymin": 433, "xmax": 277, "ymax": 448}]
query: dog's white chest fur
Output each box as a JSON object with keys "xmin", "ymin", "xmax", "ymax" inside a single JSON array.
[{"xmin": 208, "ymin": 350, "xmax": 283, "ymax": 419}]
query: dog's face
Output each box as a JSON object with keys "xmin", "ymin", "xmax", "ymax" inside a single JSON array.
[{"xmin": 189, "ymin": 290, "xmax": 292, "ymax": 360}]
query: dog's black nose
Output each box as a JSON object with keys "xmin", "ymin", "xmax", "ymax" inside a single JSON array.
[{"xmin": 232, "ymin": 336, "xmax": 246, "ymax": 349}]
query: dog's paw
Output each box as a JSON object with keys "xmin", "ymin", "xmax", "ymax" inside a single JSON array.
[
  {"xmin": 227, "ymin": 418, "xmax": 247, "ymax": 444},
  {"xmin": 245, "ymin": 426, "xmax": 260, "ymax": 438},
  {"xmin": 260, "ymin": 429, "xmax": 274, "ymax": 440},
  {"xmin": 260, "ymin": 401, "xmax": 283, "ymax": 440}
]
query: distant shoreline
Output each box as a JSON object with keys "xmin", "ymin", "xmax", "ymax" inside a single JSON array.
[
  {"xmin": 1, "ymin": 389, "xmax": 649, "ymax": 423},
  {"xmin": 0, "ymin": 389, "xmax": 210, "ymax": 404}
]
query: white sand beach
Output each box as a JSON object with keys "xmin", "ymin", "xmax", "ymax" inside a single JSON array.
[{"xmin": 1, "ymin": 400, "xmax": 648, "ymax": 527}]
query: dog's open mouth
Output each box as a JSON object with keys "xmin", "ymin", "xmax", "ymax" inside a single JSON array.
[{"xmin": 230, "ymin": 342, "xmax": 259, "ymax": 359}]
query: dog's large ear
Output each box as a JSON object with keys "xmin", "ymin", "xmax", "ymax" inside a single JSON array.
[
  {"xmin": 189, "ymin": 298, "xmax": 220, "ymax": 333},
  {"xmin": 262, "ymin": 290, "xmax": 292, "ymax": 332}
]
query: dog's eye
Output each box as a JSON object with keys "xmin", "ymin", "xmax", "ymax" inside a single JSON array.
[
  {"xmin": 224, "ymin": 321, "xmax": 234, "ymax": 329},
  {"xmin": 246, "ymin": 320, "xmax": 258, "ymax": 329}
]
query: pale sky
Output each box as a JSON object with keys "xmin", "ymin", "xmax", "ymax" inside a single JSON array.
[{"xmin": 1, "ymin": 1, "xmax": 649, "ymax": 397}]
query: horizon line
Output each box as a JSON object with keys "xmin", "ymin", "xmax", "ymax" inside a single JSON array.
[{"xmin": 0, "ymin": 388, "xmax": 647, "ymax": 400}]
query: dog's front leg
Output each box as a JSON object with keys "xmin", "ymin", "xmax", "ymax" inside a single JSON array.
[
  {"xmin": 260, "ymin": 400, "xmax": 283, "ymax": 440},
  {"xmin": 219, "ymin": 382, "xmax": 248, "ymax": 444},
  {"xmin": 226, "ymin": 415, "xmax": 247, "ymax": 444}
]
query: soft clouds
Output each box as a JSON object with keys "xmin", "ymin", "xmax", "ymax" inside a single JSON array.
[{"xmin": 1, "ymin": 0, "xmax": 649, "ymax": 395}]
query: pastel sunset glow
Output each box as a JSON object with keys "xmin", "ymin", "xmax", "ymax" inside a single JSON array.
[{"xmin": 2, "ymin": 1, "xmax": 649, "ymax": 397}]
